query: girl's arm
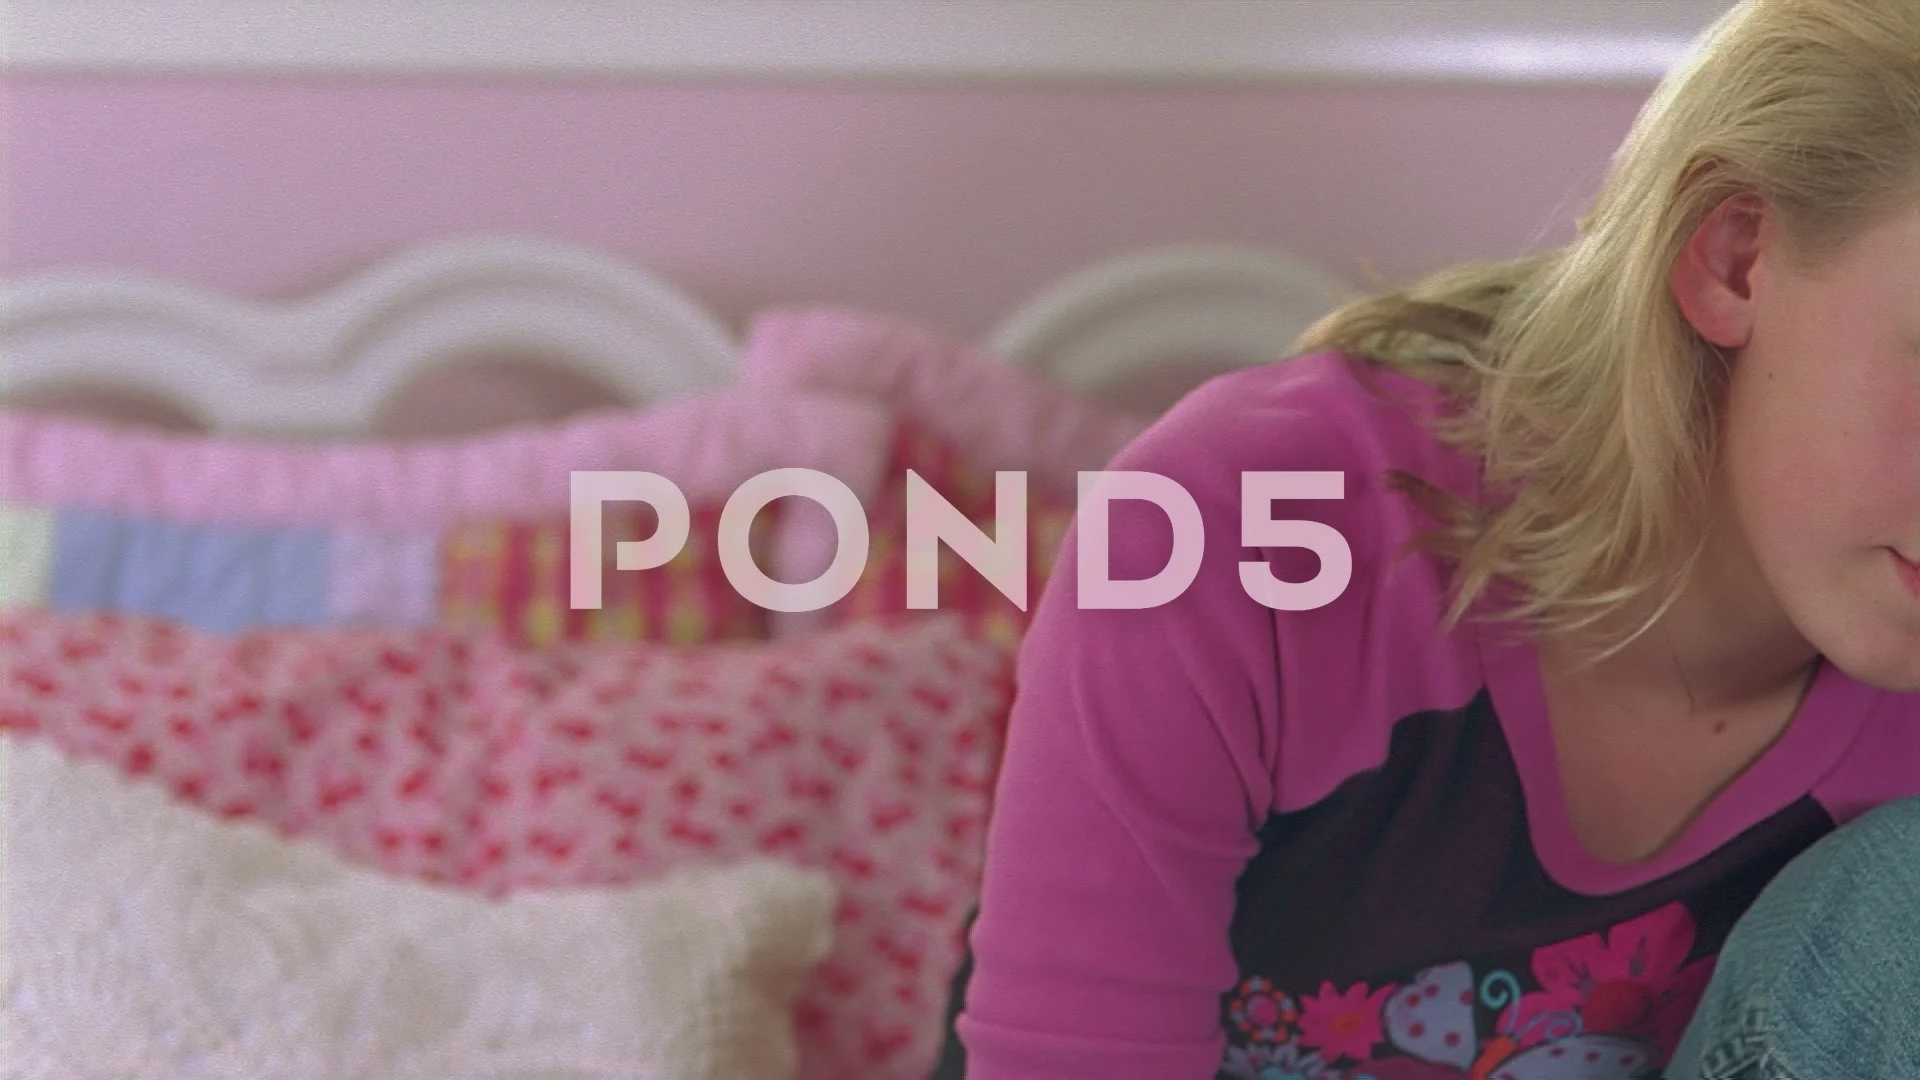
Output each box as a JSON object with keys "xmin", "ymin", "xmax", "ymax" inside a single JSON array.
[{"xmin": 958, "ymin": 384, "xmax": 1287, "ymax": 1078}]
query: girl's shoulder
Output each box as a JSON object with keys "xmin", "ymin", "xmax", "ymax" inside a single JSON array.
[
  {"xmin": 1107, "ymin": 349, "xmax": 1481, "ymax": 521},
  {"xmin": 1095, "ymin": 348, "xmax": 1485, "ymax": 673},
  {"xmin": 1809, "ymin": 680, "xmax": 1920, "ymax": 827},
  {"xmin": 1091, "ymin": 349, "xmax": 1491, "ymax": 811}
]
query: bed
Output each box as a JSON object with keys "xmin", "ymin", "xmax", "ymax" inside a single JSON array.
[{"xmin": 0, "ymin": 236, "xmax": 1351, "ymax": 1080}]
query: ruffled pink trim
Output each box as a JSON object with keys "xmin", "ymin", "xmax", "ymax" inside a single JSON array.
[{"xmin": 0, "ymin": 388, "xmax": 896, "ymax": 530}]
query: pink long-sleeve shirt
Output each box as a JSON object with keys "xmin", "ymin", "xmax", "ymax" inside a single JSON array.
[{"xmin": 957, "ymin": 350, "xmax": 1920, "ymax": 1079}]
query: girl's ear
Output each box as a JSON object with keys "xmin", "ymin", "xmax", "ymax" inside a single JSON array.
[{"xmin": 1670, "ymin": 193, "xmax": 1767, "ymax": 350}]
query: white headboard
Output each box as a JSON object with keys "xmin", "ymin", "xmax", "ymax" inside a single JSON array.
[
  {"xmin": 991, "ymin": 245, "xmax": 1353, "ymax": 415},
  {"xmin": 1, "ymin": 237, "xmax": 1351, "ymax": 434},
  {"xmin": 0, "ymin": 238, "xmax": 738, "ymax": 437}
]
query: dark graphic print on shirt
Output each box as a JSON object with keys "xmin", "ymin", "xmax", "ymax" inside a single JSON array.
[{"xmin": 1216, "ymin": 691, "xmax": 1833, "ymax": 1080}]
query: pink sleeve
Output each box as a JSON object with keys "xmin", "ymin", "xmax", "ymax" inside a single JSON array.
[{"xmin": 957, "ymin": 379, "xmax": 1290, "ymax": 1077}]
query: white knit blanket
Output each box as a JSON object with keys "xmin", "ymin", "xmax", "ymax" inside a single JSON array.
[{"xmin": 1, "ymin": 738, "xmax": 836, "ymax": 1080}]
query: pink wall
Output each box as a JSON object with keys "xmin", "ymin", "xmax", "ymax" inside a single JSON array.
[{"xmin": 1, "ymin": 75, "xmax": 1653, "ymax": 341}]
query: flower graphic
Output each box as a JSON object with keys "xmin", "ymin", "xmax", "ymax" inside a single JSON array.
[
  {"xmin": 1503, "ymin": 902, "xmax": 1716, "ymax": 1063},
  {"xmin": 1230, "ymin": 976, "xmax": 1300, "ymax": 1044},
  {"xmin": 1220, "ymin": 1039, "xmax": 1337, "ymax": 1080},
  {"xmin": 1297, "ymin": 980, "xmax": 1396, "ymax": 1063}
]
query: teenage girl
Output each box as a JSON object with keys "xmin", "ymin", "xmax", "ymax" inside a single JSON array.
[{"xmin": 954, "ymin": 1, "xmax": 1920, "ymax": 1077}]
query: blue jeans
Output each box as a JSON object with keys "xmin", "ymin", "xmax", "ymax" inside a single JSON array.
[{"xmin": 1666, "ymin": 797, "xmax": 1920, "ymax": 1080}]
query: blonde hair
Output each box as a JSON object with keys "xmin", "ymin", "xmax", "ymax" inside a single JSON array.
[{"xmin": 1296, "ymin": 0, "xmax": 1920, "ymax": 659}]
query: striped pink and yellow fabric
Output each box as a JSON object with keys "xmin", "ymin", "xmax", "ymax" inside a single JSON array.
[
  {"xmin": 439, "ymin": 501, "xmax": 773, "ymax": 646},
  {"xmin": 829, "ymin": 423, "xmax": 1080, "ymax": 649}
]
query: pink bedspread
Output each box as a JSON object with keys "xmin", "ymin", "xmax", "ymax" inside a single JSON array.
[{"xmin": 0, "ymin": 608, "xmax": 1014, "ymax": 1080}]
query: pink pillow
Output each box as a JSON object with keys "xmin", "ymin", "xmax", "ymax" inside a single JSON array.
[
  {"xmin": 740, "ymin": 306, "xmax": 1150, "ymax": 494},
  {"xmin": 739, "ymin": 307, "xmax": 1146, "ymax": 635},
  {"xmin": 0, "ymin": 608, "xmax": 1013, "ymax": 1080}
]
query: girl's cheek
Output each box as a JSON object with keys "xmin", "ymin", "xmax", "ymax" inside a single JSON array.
[
  {"xmin": 1883, "ymin": 362, "xmax": 1920, "ymax": 472},
  {"xmin": 1871, "ymin": 374, "xmax": 1920, "ymax": 522}
]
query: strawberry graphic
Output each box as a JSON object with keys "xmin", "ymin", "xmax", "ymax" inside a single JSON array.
[{"xmin": 1385, "ymin": 962, "xmax": 1479, "ymax": 1069}]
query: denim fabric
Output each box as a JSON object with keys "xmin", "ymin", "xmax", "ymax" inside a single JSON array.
[{"xmin": 1666, "ymin": 798, "xmax": 1920, "ymax": 1080}]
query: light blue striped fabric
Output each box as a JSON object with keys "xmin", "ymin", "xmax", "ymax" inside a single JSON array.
[{"xmin": 48, "ymin": 509, "xmax": 332, "ymax": 633}]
